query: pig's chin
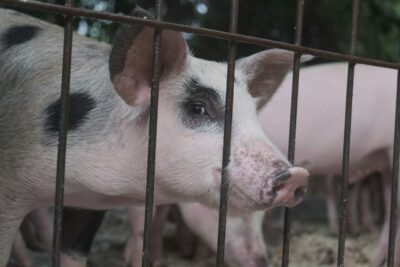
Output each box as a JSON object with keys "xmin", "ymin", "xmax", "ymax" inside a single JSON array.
[{"xmin": 228, "ymin": 185, "xmax": 274, "ymax": 213}]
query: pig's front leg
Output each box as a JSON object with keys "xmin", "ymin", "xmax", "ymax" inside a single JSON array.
[
  {"xmin": 10, "ymin": 231, "xmax": 32, "ymax": 267},
  {"xmin": 359, "ymin": 177, "xmax": 377, "ymax": 232},
  {"xmin": 124, "ymin": 205, "xmax": 169, "ymax": 267},
  {"xmin": 124, "ymin": 206, "xmax": 145, "ymax": 267},
  {"xmin": 0, "ymin": 204, "xmax": 26, "ymax": 267},
  {"xmin": 372, "ymin": 168, "xmax": 391, "ymax": 267},
  {"xmin": 60, "ymin": 208, "xmax": 105, "ymax": 267},
  {"xmin": 151, "ymin": 205, "xmax": 170, "ymax": 263},
  {"xmin": 325, "ymin": 174, "xmax": 339, "ymax": 235},
  {"xmin": 27, "ymin": 208, "xmax": 53, "ymax": 252}
]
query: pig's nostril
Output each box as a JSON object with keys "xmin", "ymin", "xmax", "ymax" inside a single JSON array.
[
  {"xmin": 273, "ymin": 170, "xmax": 291, "ymax": 182},
  {"xmin": 294, "ymin": 187, "xmax": 306, "ymax": 201},
  {"xmin": 270, "ymin": 184, "xmax": 284, "ymax": 197}
]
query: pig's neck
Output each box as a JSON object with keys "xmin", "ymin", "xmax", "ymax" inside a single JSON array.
[{"xmin": 60, "ymin": 100, "xmax": 178, "ymax": 210}]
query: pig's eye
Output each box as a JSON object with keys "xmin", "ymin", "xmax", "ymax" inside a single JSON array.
[{"xmin": 190, "ymin": 102, "xmax": 209, "ymax": 116}]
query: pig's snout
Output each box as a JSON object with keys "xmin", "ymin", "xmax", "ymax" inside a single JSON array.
[{"xmin": 262, "ymin": 167, "xmax": 309, "ymax": 208}]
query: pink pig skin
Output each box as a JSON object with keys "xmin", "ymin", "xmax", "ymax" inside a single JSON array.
[
  {"xmin": 260, "ymin": 62, "xmax": 399, "ymax": 266},
  {"xmin": 125, "ymin": 204, "xmax": 268, "ymax": 267}
]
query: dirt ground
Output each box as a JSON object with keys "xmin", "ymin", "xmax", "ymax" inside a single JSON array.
[{"xmin": 28, "ymin": 189, "xmax": 381, "ymax": 267}]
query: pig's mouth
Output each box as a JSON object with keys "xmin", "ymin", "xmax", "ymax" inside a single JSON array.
[
  {"xmin": 212, "ymin": 168, "xmax": 273, "ymax": 210},
  {"xmin": 230, "ymin": 185, "xmax": 269, "ymax": 210},
  {"xmin": 230, "ymin": 184, "xmax": 274, "ymax": 210}
]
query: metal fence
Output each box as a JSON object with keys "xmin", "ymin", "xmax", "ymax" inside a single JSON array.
[{"xmin": 0, "ymin": 0, "xmax": 399, "ymax": 266}]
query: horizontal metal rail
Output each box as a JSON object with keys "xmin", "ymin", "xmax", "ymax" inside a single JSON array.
[{"xmin": 0, "ymin": 0, "xmax": 400, "ymax": 70}]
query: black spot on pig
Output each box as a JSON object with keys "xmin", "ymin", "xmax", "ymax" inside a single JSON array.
[
  {"xmin": 1, "ymin": 25, "xmax": 41, "ymax": 49},
  {"xmin": 46, "ymin": 93, "xmax": 96, "ymax": 133}
]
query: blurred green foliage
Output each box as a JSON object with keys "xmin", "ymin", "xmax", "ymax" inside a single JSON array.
[{"xmin": 9, "ymin": 0, "xmax": 400, "ymax": 62}]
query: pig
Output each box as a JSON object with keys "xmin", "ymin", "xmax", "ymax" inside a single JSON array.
[
  {"xmin": 10, "ymin": 232, "xmax": 32, "ymax": 267},
  {"xmin": 22, "ymin": 208, "xmax": 53, "ymax": 253},
  {"xmin": 0, "ymin": 7, "xmax": 310, "ymax": 266},
  {"xmin": 124, "ymin": 205, "xmax": 172, "ymax": 267},
  {"xmin": 124, "ymin": 204, "xmax": 268, "ymax": 267},
  {"xmin": 178, "ymin": 203, "xmax": 268, "ymax": 267},
  {"xmin": 259, "ymin": 62, "xmax": 399, "ymax": 266},
  {"xmin": 9, "ymin": 208, "xmax": 53, "ymax": 267},
  {"xmin": 325, "ymin": 151, "xmax": 388, "ymax": 235}
]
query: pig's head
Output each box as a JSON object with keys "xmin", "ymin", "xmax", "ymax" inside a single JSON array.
[{"xmin": 109, "ymin": 8, "xmax": 309, "ymax": 212}]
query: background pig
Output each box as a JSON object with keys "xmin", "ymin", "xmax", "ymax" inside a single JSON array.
[
  {"xmin": 123, "ymin": 206, "xmax": 171, "ymax": 267},
  {"xmin": 0, "ymin": 7, "xmax": 309, "ymax": 265},
  {"xmin": 260, "ymin": 62, "xmax": 399, "ymax": 266},
  {"xmin": 178, "ymin": 203, "xmax": 268, "ymax": 267},
  {"xmin": 325, "ymin": 150, "xmax": 390, "ymax": 237},
  {"xmin": 124, "ymin": 204, "xmax": 268, "ymax": 267}
]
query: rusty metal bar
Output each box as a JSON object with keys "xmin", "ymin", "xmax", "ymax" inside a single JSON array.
[
  {"xmin": 337, "ymin": 0, "xmax": 359, "ymax": 266},
  {"xmin": 141, "ymin": 1, "xmax": 163, "ymax": 267},
  {"xmin": 0, "ymin": 0, "xmax": 399, "ymax": 69},
  {"xmin": 387, "ymin": 70, "xmax": 400, "ymax": 267},
  {"xmin": 51, "ymin": 0, "xmax": 74, "ymax": 266},
  {"xmin": 282, "ymin": 1, "xmax": 304, "ymax": 266},
  {"xmin": 215, "ymin": 0, "xmax": 239, "ymax": 266}
]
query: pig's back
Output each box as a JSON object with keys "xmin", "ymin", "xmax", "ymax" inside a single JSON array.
[
  {"xmin": 0, "ymin": 8, "xmax": 132, "ymax": 194},
  {"xmin": 0, "ymin": 8, "xmax": 118, "ymax": 152},
  {"xmin": 260, "ymin": 62, "xmax": 397, "ymax": 175}
]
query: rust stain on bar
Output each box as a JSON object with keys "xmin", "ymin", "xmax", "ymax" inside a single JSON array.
[
  {"xmin": 51, "ymin": 0, "xmax": 74, "ymax": 266},
  {"xmin": 282, "ymin": 1, "xmax": 304, "ymax": 266},
  {"xmin": 141, "ymin": 1, "xmax": 163, "ymax": 267},
  {"xmin": 0, "ymin": 0, "xmax": 399, "ymax": 69},
  {"xmin": 215, "ymin": 0, "xmax": 239, "ymax": 266}
]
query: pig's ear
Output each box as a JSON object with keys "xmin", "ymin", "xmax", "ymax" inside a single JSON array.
[
  {"xmin": 109, "ymin": 7, "xmax": 187, "ymax": 106},
  {"xmin": 237, "ymin": 49, "xmax": 312, "ymax": 109}
]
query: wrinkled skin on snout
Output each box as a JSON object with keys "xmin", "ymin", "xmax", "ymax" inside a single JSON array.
[{"xmin": 0, "ymin": 7, "xmax": 309, "ymax": 265}]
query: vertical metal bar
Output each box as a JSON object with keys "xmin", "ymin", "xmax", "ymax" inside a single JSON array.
[
  {"xmin": 387, "ymin": 70, "xmax": 400, "ymax": 267},
  {"xmin": 51, "ymin": 0, "xmax": 74, "ymax": 266},
  {"xmin": 215, "ymin": 0, "xmax": 239, "ymax": 266},
  {"xmin": 281, "ymin": 1, "xmax": 304, "ymax": 266},
  {"xmin": 141, "ymin": 1, "xmax": 163, "ymax": 267},
  {"xmin": 337, "ymin": 0, "xmax": 359, "ymax": 266}
]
